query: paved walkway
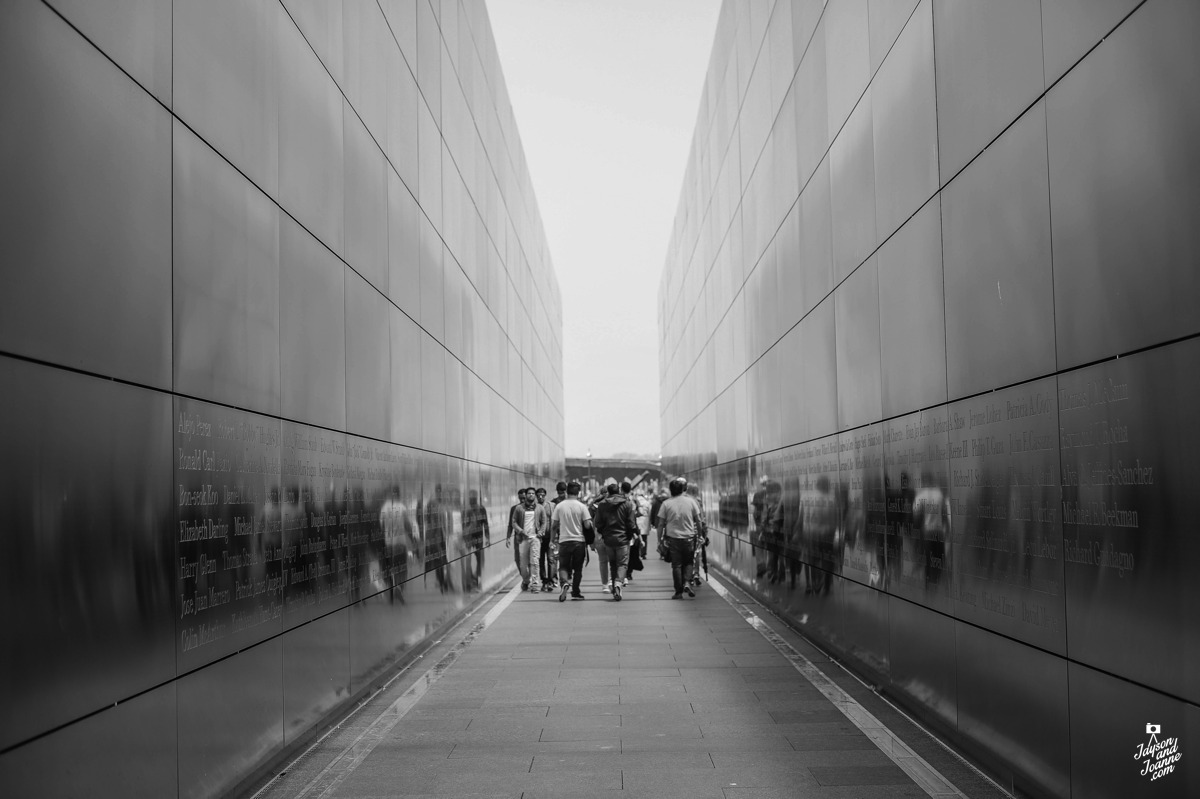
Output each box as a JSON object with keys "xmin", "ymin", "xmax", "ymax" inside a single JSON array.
[{"xmin": 249, "ymin": 555, "xmax": 1009, "ymax": 799}]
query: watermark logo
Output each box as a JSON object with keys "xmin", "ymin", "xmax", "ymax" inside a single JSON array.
[{"xmin": 1135, "ymin": 723, "xmax": 1181, "ymax": 783}]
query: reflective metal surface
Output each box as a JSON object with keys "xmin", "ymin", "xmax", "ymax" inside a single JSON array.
[
  {"xmin": 829, "ymin": 89, "xmax": 876, "ymax": 283},
  {"xmin": 279, "ymin": 214, "xmax": 347, "ymax": 430},
  {"xmin": 343, "ymin": 104, "xmax": 389, "ymax": 294},
  {"xmin": 48, "ymin": 0, "xmax": 171, "ymax": 105},
  {"xmin": 954, "ymin": 621, "xmax": 1070, "ymax": 798},
  {"xmin": 175, "ymin": 398, "xmax": 283, "ymax": 673},
  {"xmin": 941, "ymin": 103, "xmax": 1055, "ymax": 400},
  {"xmin": 867, "ymin": 0, "xmax": 921, "ymax": 74},
  {"xmin": 1, "ymin": 2, "xmax": 561, "ymax": 795},
  {"xmin": 1068, "ymin": 662, "xmax": 1198, "ymax": 799},
  {"xmin": 823, "ymin": 0, "xmax": 870, "ymax": 142},
  {"xmin": 932, "ymin": 0, "xmax": 1045, "ymax": 181},
  {"xmin": 1046, "ymin": 0, "xmax": 1200, "ymax": 369},
  {"xmin": 0, "ymin": 682, "xmax": 176, "ymax": 797},
  {"xmin": 887, "ymin": 597, "xmax": 956, "ymax": 728},
  {"xmin": 284, "ymin": 609, "xmax": 349, "ymax": 742},
  {"xmin": 173, "ymin": 0, "xmax": 279, "ymax": 195},
  {"xmin": 834, "ymin": 256, "xmax": 882, "ymax": 430},
  {"xmin": 0, "ymin": 358, "xmax": 174, "ymax": 750},
  {"xmin": 870, "ymin": 0, "xmax": 937, "ymax": 242},
  {"xmin": 178, "ymin": 640, "xmax": 285, "ymax": 799},
  {"xmin": 0, "ymin": 0, "xmax": 172, "ymax": 389},
  {"xmin": 345, "ymin": 270, "xmax": 391, "ymax": 440},
  {"xmin": 948, "ymin": 378, "xmax": 1064, "ymax": 653},
  {"xmin": 1041, "ymin": 0, "xmax": 1141, "ymax": 85},
  {"xmin": 1060, "ymin": 339, "xmax": 1200, "ymax": 704},
  {"xmin": 173, "ymin": 121, "xmax": 281, "ymax": 416},
  {"xmin": 876, "ymin": 199, "xmax": 946, "ymax": 416},
  {"xmin": 659, "ymin": 5, "xmax": 1200, "ymax": 797},
  {"xmin": 278, "ymin": 16, "xmax": 344, "ymax": 256}
]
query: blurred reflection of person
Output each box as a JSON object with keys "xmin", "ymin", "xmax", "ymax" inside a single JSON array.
[
  {"xmin": 912, "ymin": 471, "xmax": 951, "ymax": 586},
  {"xmin": 780, "ymin": 476, "xmax": 804, "ymax": 589},
  {"xmin": 421, "ymin": 484, "xmax": 452, "ymax": 593},
  {"xmin": 802, "ymin": 475, "xmax": 837, "ymax": 595},
  {"xmin": 380, "ymin": 485, "xmax": 416, "ymax": 603},
  {"xmin": 752, "ymin": 474, "xmax": 770, "ymax": 578},
  {"xmin": 761, "ymin": 480, "xmax": 785, "ymax": 584},
  {"xmin": 462, "ymin": 490, "xmax": 490, "ymax": 592}
]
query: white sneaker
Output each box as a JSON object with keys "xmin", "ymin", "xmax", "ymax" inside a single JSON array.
[
  {"xmin": 621, "ymin": 578, "xmax": 628, "ymax": 586},
  {"xmin": 601, "ymin": 584, "xmax": 610, "ymax": 593}
]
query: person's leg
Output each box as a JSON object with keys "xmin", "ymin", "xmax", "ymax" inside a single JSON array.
[
  {"xmin": 517, "ymin": 538, "xmax": 532, "ymax": 589},
  {"xmin": 667, "ymin": 537, "xmax": 685, "ymax": 595},
  {"xmin": 611, "ymin": 543, "xmax": 629, "ymax": 599},
  {"xmin": 547, "ymin": 540, "xmax": 559, "ymax": 590},
  {"xmin": 594, "ymin": 537, "xmax": 610, "ymax": 587},
  {"xmin": 528, "ymin": 536, "xmax": 541, "ymax": 590}
]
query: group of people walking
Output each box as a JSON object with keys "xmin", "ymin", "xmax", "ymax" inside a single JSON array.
[{"xmin": 505, "ymin": 476, "xmax": 708, "ymax": 601}]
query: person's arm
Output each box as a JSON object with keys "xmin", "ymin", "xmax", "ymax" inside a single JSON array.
[{"xmin": 482, "ymin": 511, "xmax": 491, "ymax": 544}]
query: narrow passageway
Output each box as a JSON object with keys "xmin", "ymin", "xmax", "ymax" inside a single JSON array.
[{"xmin": 251, "ymin": 557, "xmax": 999, "ymax": 799}]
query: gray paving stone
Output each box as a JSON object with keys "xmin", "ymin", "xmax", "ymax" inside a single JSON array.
[{"xmin": 809, "ymin": 764, "xmax": 913, "ymax": 785}]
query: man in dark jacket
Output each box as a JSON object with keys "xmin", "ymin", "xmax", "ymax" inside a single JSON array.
[{"xmin": 592, "ymin": 482, "xmax": 639, "ymax": 600}]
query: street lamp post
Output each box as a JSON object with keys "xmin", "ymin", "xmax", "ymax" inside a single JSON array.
[{"xmin": 586, "ymin": 449, "xmax": 591, "ymax": 497}]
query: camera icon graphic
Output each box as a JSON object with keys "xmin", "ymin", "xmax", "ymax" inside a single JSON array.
[{"xmin": 1146, "ymin": 724, "xmax": 1161, "ymax": 735}]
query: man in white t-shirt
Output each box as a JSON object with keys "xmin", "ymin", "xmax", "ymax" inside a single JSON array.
[{"xmin": 551, "ymin": 481, "xmax": 592, "ymax": 601}]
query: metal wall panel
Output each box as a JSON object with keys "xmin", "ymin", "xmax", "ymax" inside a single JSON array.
[
  {"xmin": 345, "ymin": 269, "xmax": 392, "ymax": 440},
  {"xmin": 798, "ymin": 156, "xmax": 835, "ymax": 319},
  {"xmin": 173, "ymin": 121, "xmax": 281, "ymax": 415},
  {"xmin": 1068, "ymin": 662, "xmax": 1198, "ymax": 799},
  {"xmin": 887, "ymin": 597, "xmax": 956, "ymax": 729},
  {"xmin": 954, "ymin": 622, "xmax": 1070, "ymax": 799},
  {"xmin": 866, "ymin": 0, "xmax": 920, "ymax": 74},
  {"xmin": 947, "ymin": 378, "xmax": 1064, "ymax": 654},
  {"xmin": 829, "ymin": 90, "xmax": 877, "ymax": 283},
  {"xmin": 173, "ymin": 0, "xmax": 279, "ymax": 196},
  {"xmin": 1060, "ymin": 339, "xmax": 1200, "ymax": 704},
  {"xmin": 283, "ymin": 609, "xmax": 349, "ymax": 744},
  {"xmin": 876, "ymin": 200, "xmax": 946, "ymax": 417},
  {"xmin": 881, "ymin": 408, "xmax": 951, "ymax": 613},
  {"xmin": 941, "ymin": 103, "xmax": 1055, "ymax": 400},
  {"xmin": 177, "ymin": 639, "xmax": 285, "ymax": 799},
  {"xmin": 1047, "ymin": 0, "xmax": 1200, "ymax": 369},
  {"xmin": 0, "ymin": 0, "xmax": 172, "ymax": 389},
  {"xmin": 932, "ymin": 0, "xmax": 1044, "ymax": 181},
  {"xmin": 870, "ymin": 0, "xmax": 937, "ymax": 242},
  {"xmin": 0, "ymin": 681, "xmax": 177, "ymax": 799},
  {"xmin": 800, "ymin": 299, "xmax": 839, "ymax": 440},
  {"xmin": 824, "ymin": 0, "xmax": 870, "ymax": 142},
  {"xmin": 278, "ymin": 16, "xmax": 344, "ymax": 256},
  {"xmin": 0, "ymin": 359, "xmax": 174, "ymax": 750},
  {"xmin": 344, "ymin": 103, "xmax": 389, "ymax": 294},
  {"xmin": 834, "ymin": 256, "xmax": 882, "ymax": 430},
  {"xmin": 279, "ymin": 215, "xmax": 347, "ymax": 430},
  {"xmin": 793, "ymin": 19, "xmax": 828, "ymax": 190},
  {"xmin": 387, "ymin": 168, "xmax": 423, "ymax": 323},
  {"xmin": 48, "ymin": 0, "xmax": 171, "ymax": 105},
  {"xmin": 1041, "ymin": 0, "xmax": 1141, "ymax": 86},
  {"xmin": 175, "ymin": 399, "xmax": 283, "ymax": 674}
]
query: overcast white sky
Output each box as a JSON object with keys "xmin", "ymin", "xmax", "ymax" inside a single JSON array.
[{"xmin": 485, "ymin": 0, "xmax": 722, "ymax": 459}]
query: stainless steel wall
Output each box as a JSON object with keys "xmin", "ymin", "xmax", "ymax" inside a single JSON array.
[
  {"xmin": 0, "ymin": 1, "xmax": 563, "ymax": 796},
  {"xmin": 658, "ymin": 2, "xmax": 1198, "ymax": 797}
]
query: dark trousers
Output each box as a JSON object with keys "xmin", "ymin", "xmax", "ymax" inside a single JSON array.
[
  {"xmin": 602, "ymin": 539, "xmax": 629, "ymax": 586},
  {"xmin": 665, "ymin": 536, "xmax": 695, "ymax": 594},
  {"xmin": 558, "ymin": 540, "xmax": 587, "ymax": 595}
]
